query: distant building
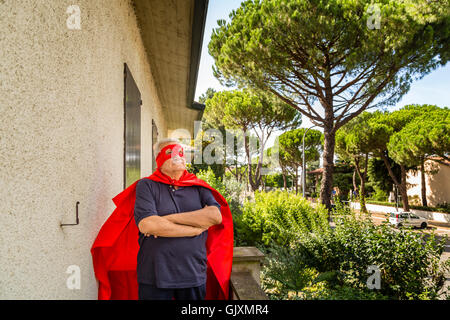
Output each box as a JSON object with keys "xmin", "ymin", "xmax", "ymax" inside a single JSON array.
[
  {"xmin": 308, "ymin": 159, "xmax": 450, "ymax": 207},
  {"xmin": 406, "ymin": 157, "xmax": 450, "ymax": 207}
]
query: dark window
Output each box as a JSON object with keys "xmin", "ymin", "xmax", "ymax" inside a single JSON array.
[
  {"xmin": 152, "ymin": 119, "xmax": 159, "ymax": 171},
  {"xmin": 124, "ymin": 63, "xmax": 141, "ymax": 189}
]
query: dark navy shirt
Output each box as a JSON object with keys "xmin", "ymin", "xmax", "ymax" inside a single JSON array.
[{"xmin": 133, "ymin": 179, "xmax": 221, "ymax": 288}]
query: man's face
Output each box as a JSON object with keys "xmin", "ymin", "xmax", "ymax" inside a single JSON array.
[{"xmin": 158, "ymin": 143, "xmax": 186, "ymax": 172}]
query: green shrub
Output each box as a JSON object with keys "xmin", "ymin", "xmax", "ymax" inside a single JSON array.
[
  {"xmin": 196, "ymin": 167, "xmax": 246, "ymax": 246},
  {"xmin": 436, "ymin": 202, "xmax": 450, "ymax": 211},
  {"xmin": 368, "ymin": 186, "xmax": 388, "ymax": 202},
  {"xmin": 260, "ymin": 208, "xmax": 448, "ymax": 300},
  {"xmin": 333, "ymin": 213, "xmax": 447, "ymax": 299},
  {"xmin": 261, "ymin": 241, "xmax": 388, "ymax": 300},
  {"xmin": 196, "ymin": 167, "xmax": 244, "ymax": 214},
  {"xmin": 236, "ymin": 190, "xmax": 329, "ymax": 249}
]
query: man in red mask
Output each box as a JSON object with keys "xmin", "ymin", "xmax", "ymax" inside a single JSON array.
[{"xmin": 91, "ymin": 138, "xmax": 234, "ymax": 300}]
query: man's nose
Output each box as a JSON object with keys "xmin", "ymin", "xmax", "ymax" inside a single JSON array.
[{"xmin": 172, "ymin": 154, "xmax": 184, "ymax": 161}]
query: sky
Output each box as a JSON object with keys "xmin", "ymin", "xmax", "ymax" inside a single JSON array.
[{"xmin": 194, "ymin": 0, "xmax": 450, "ymax": 149}]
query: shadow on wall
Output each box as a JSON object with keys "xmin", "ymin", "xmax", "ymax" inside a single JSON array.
[{"xmin": 426, "ymin": 161, "xmax": 450, "ymax": 207}]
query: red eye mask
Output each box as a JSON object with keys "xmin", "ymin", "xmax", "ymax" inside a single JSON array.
[{"xmin": 155, "ymin": 143, "xmax": 184, "ymax": 168}]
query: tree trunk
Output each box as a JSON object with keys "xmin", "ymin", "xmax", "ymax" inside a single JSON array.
[
  {"xmin": 352, "ymin": 169, "xmax": 357, "ymax": 192},
  {"xmin": 255, "ymin": 136, "xmax": 266, "ymax": 190},
  {"xmin": 319, "ymin": 128, "xmax": 336, "ymax": 211},
  {"xmin": 400, "ymin": 165, "xmax": 410, "ymax": 212},
  {"xmin": 420, "ymin": 158, "xmax": 427, "ymax": 207},
  {"xmin": 244, "ymin": 131, "xmax": 258, "ymax": 191},
  {"xmin": 362, "ymin": 153, "xmax": 369, "ymax": 213},
  {"xmin": 380, "ymin": 151, "xmax": 410, "ymax": 211},
  {"xmin": 282, "ymin": 172, "xmax": 287, "ymax": 189},
  {"xmin": 245, "ymin": 167, "xmax": 249, "ymax": 192},
  {"xmin": 381, "ymin": 151, "xmax": 400, "ymax": 186},
  {"xmin": 354, "ymin": 157, "xmax": 367, "ymax": 213},
  {"xmin": 315, "ymin": 175, "xmax": 319, "ymax": 199}
]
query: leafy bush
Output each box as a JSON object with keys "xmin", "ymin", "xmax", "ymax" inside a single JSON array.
[
  {"xmin": 235, "ymin": 190, "xmax": 329, "ymax": 248},
  {"xmin": 436, "ymin": 202, "xmax": 450, "ymax": 211},
  {"xmin": 368, "ymin": 186, "xmax": 388, "ymax": 202},
  {"xmin": 259, "ymin": 206, "xmax": 448, "ymax": 300},
  {"xmin": 196, "ymin": 167, "xmax": 244, "ymax": 214},
  {"xmin": 196, "ymin": 167, "xmax": 246, "ymax": 246},
  {"xmin": 193, "ymin": 174, "xmax": 449, "ymax": 300},
  {"xmin": 263, "ymin": 173, "xmax": 293, "ymax": 188},
  {"xmin": 332, "ymin": 213, "xmax": 447, "ymax": 299},
  {"xmin": 408, "ymin": 194, "xmax": 422, "ymax": 206},
  {"xmin": 261, "ymin": 241, "xmax": 388, "ymax": 300}
]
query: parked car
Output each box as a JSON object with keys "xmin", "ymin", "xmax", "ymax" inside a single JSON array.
[{"xmin": 388, "ymin": 212, "xmax": 428, "ymax": 229}]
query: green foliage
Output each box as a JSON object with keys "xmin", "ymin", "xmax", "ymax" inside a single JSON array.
[
  {"xmin": 209, "ymin": 0, "xmax": 450, "ymax": 118},
  {"xmin": 388, "ymin": 106, "xmax": 450, "ymax": 166},
  {"xmin": 261, "ymin": 243, "xmax": 389, "ymax": 300},
  {"xmin": 236, "ymin": 190, "xmax": 329, "ymax": 248},
  {"xmin": 209, "ymin": 0, "xmax": 449, "ymax": 208},
  {"xmin": 336, "ymin": 111, "xmax": 393, "ymax": 207},
  {"xmin": 278, "ymin": 128, "xmax": 323, "ymax": 169},
  {"xmin": 336, "ymin": 112, "xmax": 377, "ymax": 159},
  {"xmin": 436, "ymin": 202, "xmax": 450, "ymax": 212},
  {"xmin": 263, "ymin": 172, "xmax": 293, "ymax": 188},
  {"xmin": 331, "ymin": 164, "xmax": 355, "ymax": 201},
  {"xmin": 250, "ymin": 201, "xmax": 449, "ymax": 299},
  {"xmin": 367, "ymin": 156, "xmax": 400, "ymax": 195},
  {"xmin": 368, "ymin": 186, "xmax": 388, "ymax": 202},
  {"xmin": 204, "ymin": 89, "xmax": 302, "ymax": 132},
  {"xmin": 195, "ymin": 167, "xmax": 226, "ymax": 196},
  {"xmin": 198, "ymin": 87, "xmax": 217, "ymax": 104},
  {"xmin": 188, "ymin": 110, "xmax": 227, "ymax": 179},
  {"xmin": 195, "ymin": 167, "xmax": 245, "ymax": 243},
  {"xmin": 202, "ymin": 89, "xmax": 302, "ymax": 191}
]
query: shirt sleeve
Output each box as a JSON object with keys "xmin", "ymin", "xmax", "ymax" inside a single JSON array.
[
  {"xmin": 198, "ymin": 186, "xmax": 221, "ymax": 210},
  {"xmin": 134, "ymin": 179, "xmax": 158, "ymax": 227}
]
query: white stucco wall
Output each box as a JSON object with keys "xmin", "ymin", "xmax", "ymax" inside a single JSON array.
[
  {"xmin": 0, "ymin": 0, "xmax": 167, "ymax": 299},
  {"xmin": 350, "ymin": 202, "xmax": 450, "ymax": 223},
  {"xmin": 406, "ymin": 160, "xmax": 450, "ymax": 207}
]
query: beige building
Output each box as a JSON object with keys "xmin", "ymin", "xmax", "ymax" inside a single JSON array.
[
  {"xmin": 406, "ymin": 158, "xmax": 450, "ymax": 207},
  {"xmin": 0, "ymin": 0, "xmax": 208, "ymax": 299}
]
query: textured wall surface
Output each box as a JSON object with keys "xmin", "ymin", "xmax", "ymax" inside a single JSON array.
[
  {"xmin": 0, "ymin": 0, "xmax": 167, "ymax": 299},
  {"xmin": 406, "ymin": 160, "xmax": 450, "ymax": 207}
]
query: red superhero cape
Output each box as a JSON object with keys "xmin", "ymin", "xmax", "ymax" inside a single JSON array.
[{"xmin": 90, "ymin": 168, "xmax": 234, "ymax": 300}]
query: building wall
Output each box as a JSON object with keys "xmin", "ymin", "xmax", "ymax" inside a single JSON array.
[
  {"xmin": 406, "ymin": 160, "xmax": 450, "ymax": 207},
  {"xmin": 0, "ymin": 0, "xmax": 167, "ymax": 299}
]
